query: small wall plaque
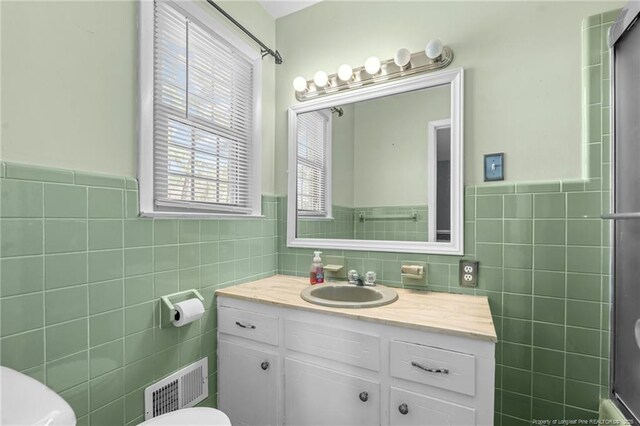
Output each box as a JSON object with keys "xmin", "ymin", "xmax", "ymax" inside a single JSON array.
[{"xmin": 484, "ymin": 153, "xmax": 504, "ymax": 182}]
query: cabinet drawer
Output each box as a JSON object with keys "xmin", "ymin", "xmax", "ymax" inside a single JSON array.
[
  {"xmin": 285, "ymin": 320, "xmax": 380, "ymax": 371},
  {"xmin": 390, "ymin": 387, "xmax": 476, "ymax": 425},
  {"xmin": 390, "ymin": 340, "xmax": 475, "ymax": 396},
  {"xmin": 218, "ymin": 306, "xmax": 279, "ymax": 345}
]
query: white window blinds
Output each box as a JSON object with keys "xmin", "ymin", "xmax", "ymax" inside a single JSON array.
[
  {"xmin": 152, "ymin": 1, "xmax": 255, "ymax": 214},
  {"xmin": 297, "ymin": 111, "xmax": 330, "ymax": 216}
]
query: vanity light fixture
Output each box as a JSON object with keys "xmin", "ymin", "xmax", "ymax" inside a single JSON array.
[
  {"xmin": 337, "ymin": 64, "xmax": 353, "ymax": 82},
  {"xmin": 293, "ymin": 39, "xmax": 454, "ymax": 101},
  {"xmin": 364, "ymin": 56, "xmax": 381, "ymax": 75},
  {"xmin": 293, "ymin": 76, "xmax": 307, "ymax": 92}
]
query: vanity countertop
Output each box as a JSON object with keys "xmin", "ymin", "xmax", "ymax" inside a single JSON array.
[{"xmin": 215, "ymin": 275, "xmax": 497, "ymax": 343}]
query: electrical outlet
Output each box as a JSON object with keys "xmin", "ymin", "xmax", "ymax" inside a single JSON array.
[{"xmin": 459, "ymin": 260, "xmax": 479, "ymax": 287}]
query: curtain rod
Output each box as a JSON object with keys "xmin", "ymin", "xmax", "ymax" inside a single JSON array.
[{"xmin": 205, "ymin": 0, "xmax": 283, "ymax": 64}]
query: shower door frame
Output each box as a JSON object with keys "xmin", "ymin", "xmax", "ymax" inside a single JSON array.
[{"xmin": 609, "ymin": 1, "xmax": 640, "ymax": 422}]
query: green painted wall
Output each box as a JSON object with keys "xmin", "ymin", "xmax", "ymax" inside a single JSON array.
[
  {"xmin": 353, "ymin": 85, "xmax": 450, "ymax": 207},
  {"xmin": 0, "ymin": 0, "xmax": 277, "ymax": 195},
  {"xmin": 275, "ymin": 1, "xmax": 623, "ymax": 188},
  {"xmin": 331, "ymin": 104, "xmax": 356, "ymax": 207}
]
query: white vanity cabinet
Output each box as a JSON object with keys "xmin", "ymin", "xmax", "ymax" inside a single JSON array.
[{"xmin": 217, "ymin": 288, "xmax": 496, "ymax": 426}]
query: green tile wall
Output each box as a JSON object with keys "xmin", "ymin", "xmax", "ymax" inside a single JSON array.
[
  {"xmin": 354, "ymin": 205, "xmax": 428, "ymax": 241},
  {"xmin": 297, "ymin": 205, "xmax": 354, "ymax": 239},
  {"xmin": 277, "ymin": 11, "xmax": 616, "ymax": 425},
  {"xmin": 296, "ymin": 204, "xmax": 429, "ymax": 241},
  {"xmin": 0, "ymin": 163, "xmax": 278, "ymax": 426}
]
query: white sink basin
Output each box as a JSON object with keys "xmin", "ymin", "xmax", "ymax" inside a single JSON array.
[{"xmin": 1, "ymin": 366, "xmax": 76, "ymax": 426}]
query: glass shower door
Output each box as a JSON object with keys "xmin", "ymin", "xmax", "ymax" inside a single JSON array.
[{"xmin": 611, "ymin": 3, "xmax": 640, "ymax": 422}]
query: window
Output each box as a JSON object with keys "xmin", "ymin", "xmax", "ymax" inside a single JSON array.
[
  {"xmin": 296, "ymin": 110, "xmax": 331, "ymax": 217},
  {"xmin": 139, "ymin": 0, "xmax": 262, "ymax": 217}
]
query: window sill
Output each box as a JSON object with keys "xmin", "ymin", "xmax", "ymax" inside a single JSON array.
[
  {"xmin": 298, "ymin": 216, "xmax": 334, "ymax": 221},
  {"xmin": 140, "ymin": 210, "xmax": 265, "ymax": 220}
]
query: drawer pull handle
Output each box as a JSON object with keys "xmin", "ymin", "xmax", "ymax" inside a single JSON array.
[
  {"xmin": 398, "ymin": 403, "xmax": 409, "ymax": 415},
  {"xmin": 261, "ymin": 361, "xmax": 270, "ymax": 371},
  {"xmin": 359, "ymin": 391, "xmax": 368, "ymax": 402},
  {"xmin": 235, "ymin": 321, "xmax": 256, "ymax": 329},
  {"xmin": 411, "ymin": 361, "xmax": 449, "ymax": 374}
]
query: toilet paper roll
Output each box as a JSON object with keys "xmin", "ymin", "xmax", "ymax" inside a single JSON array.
[{"xmin": 172, "ymin": 298, "xmax": 205, "ymax": 327}]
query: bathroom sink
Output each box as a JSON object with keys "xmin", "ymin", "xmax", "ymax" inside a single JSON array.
[
  {"xmin": 300, "ymin": 284, "xmax": 398, "ymax": 308},
  {"xmin": 0, "ymin": 366, "xmax": 76, "ymax": 426}
]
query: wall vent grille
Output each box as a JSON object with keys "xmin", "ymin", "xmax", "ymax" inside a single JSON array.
[{"xmin": 144, "ymin": 357, "xmax": 208, "ymax": 420}]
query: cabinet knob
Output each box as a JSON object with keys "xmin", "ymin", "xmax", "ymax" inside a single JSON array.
[
  {"xmin": 359, "ymin": 391, "xmax": 368, "ymax": 402},
  {"xmin": 260, "ymin": 361, "xmax": 270, "ymax": 371},
  {"xmin": 398, "ymin": 403, "xmax": 409, "ymax": 415}
]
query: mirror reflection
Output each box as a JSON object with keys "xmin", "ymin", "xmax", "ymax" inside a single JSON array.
[{"xmin": 296, "ymin": 84, "xmax": 452, "ymax": 242}]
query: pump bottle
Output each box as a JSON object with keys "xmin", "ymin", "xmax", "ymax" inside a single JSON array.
[{"xmin": 310, "ymin": 251, "xmax": 324, "ymax": 284}]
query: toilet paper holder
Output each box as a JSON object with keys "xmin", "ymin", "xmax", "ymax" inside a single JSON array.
[{"xmin": 159, "ymin": 289, "xmax": 205, "ymax": 329}]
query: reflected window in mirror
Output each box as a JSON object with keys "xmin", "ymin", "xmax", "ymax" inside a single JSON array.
[{"xmin": 296, "ymin": 110, "xmax": 332, "ymax": 218}]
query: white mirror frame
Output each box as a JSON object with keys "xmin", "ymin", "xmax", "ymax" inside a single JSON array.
[{"xmin": 287, "ymin": 67, "xmax": 464, "ymax": 255}]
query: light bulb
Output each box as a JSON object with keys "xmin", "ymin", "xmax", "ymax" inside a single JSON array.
[
  {"xmin": 394, "ymin": 48, "xmax": 411, "ymax": 68},
  {"xmin": 313, "ymin": 71, "xmax": 329, "ymax": 88},
  {"xmin": 337, "ymin": 64, "xmax": 353, "ymax": 82},
  {"xmin": 425, "ymin": 39, "xmax": 444, "ymax": 60},
  {"xmin": 293, "ymin": 76, "xmax": 307, "ymax": 92},
  {"xmin": 364, "ymin": 56, "xmax": 381, "ymax": 75}
]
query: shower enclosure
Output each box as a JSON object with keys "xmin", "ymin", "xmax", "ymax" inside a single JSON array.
[{"xmin": 609, "ymin": 2, "xmax": 640, "ymax": 423}]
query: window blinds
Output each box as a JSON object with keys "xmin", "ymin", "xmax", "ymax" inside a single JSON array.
[
  {"xmin": 297, "ymin": 111, "xmax": 329, "ymax": 216},
  {"xmin": 153, "ymin": 1, "xmax": 255, "ymax": 213}
]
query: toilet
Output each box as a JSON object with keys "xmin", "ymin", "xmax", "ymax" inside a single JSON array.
[
  {"xmin": 1, "ymin": 366, "xmax": 76, "ymax": 426},
  {"xmin": 137, "ymin": 407, "xmax": 231, "ymax": 426}
]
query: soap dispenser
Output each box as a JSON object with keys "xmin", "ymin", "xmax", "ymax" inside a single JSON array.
[{"xmin": 310, "ymin": 251, "xmax": 324, "ymax": 285}]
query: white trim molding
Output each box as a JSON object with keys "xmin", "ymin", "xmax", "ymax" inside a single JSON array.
[{"xmin": 287, "ymin": 67, "xmax": 465, "ymax": 255}]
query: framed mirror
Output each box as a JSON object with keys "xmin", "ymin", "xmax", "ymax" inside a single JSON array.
[{"xmin": 287, "ymin": 68, "xmax": 464, "ymax": 254}]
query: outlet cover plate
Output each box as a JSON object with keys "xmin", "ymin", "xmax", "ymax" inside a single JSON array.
[{"xmin": 459, "ymin": 260, "xmax": 479, "ymax": 287}]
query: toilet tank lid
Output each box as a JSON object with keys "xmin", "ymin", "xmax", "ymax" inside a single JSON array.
[{"xmin": 138, "ymin": 408, "xmax": 231, "ymax": 426}]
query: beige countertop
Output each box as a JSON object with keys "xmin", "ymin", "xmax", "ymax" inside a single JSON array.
[{"xmin": 215, "ymin": 275, "xmax": 497, "ymax": 343}]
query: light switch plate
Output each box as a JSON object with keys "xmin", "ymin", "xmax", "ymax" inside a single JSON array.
[
  {"xmin": 484, "ymin": 153, "xmax": 504, "ymax": 182},
  {"xmin": 459, "ymin": 260, "xmax": 479, "ymax": 287}
]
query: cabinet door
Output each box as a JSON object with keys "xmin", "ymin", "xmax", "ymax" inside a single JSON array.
[
  {"xmin": 285, "ymin": 358, "xmax": 380, "ymax": 426},
  {"xmin": 390, "ymin": 387, "xmax": 475, "ymax": 426},
  {"xmin": 218, "ymin": 339, "xmax": 279, "ymax": 426}
]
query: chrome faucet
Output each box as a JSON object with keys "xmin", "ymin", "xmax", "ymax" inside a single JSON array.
[{"xmin": 347, "ymin": 270, "xmax": 376, "ymax": 286}]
